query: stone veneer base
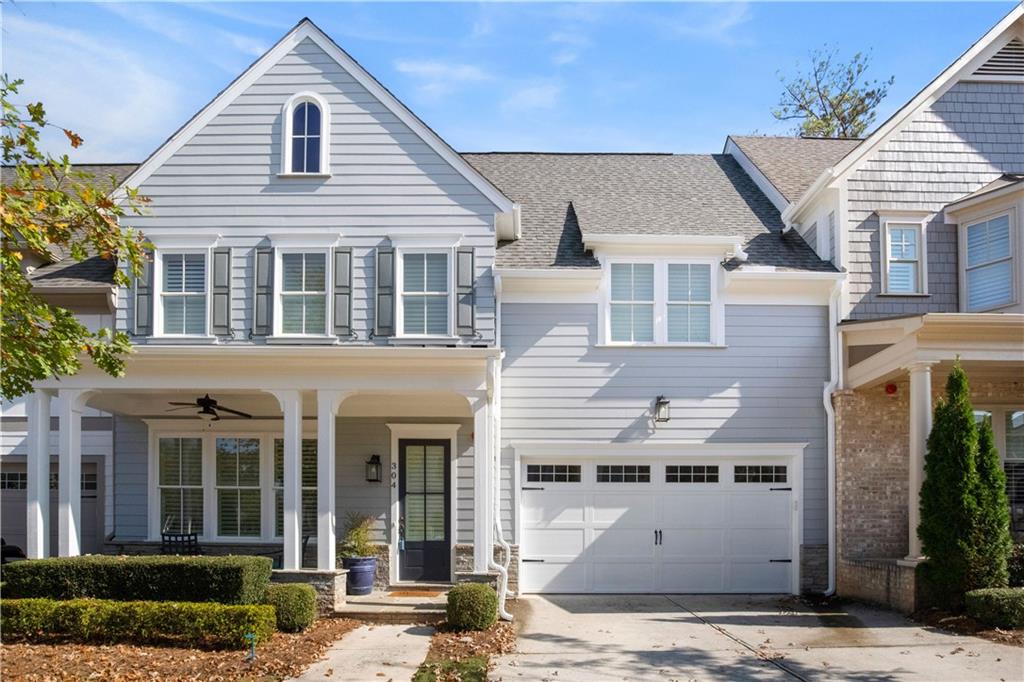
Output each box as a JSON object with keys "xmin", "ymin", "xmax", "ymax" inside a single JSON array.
[{"xmin": 272, "ymin": 569, "xmax": 348, "ymax": 616}]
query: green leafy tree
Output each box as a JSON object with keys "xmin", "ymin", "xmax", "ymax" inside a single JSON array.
[
  {"xmin": 773, "ymin": 46, "xmax": 894, "ymax": 138},
  {"xmin": 970, "ymin": 415, "xmax": 1013, "ymax": 589},
  {"xmin": 1, "ymin": 76, "xmax": 149, "ymax": 400},
  {"xmin": 917, "ymin": 362, "xmax": 981, "ymax": 604}
]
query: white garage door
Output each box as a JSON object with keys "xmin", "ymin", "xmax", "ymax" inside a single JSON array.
[{"xmin": 520, "ymin": 459, "xmax": 795, "ymax": 594}]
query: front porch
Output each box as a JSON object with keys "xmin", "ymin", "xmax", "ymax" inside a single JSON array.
[
  {"xmin": 24, "ymin": 346, "xmax": 506, "ymax": 595},
  {"xmin": 836, "ymin": 313, "xmax": 1024, "ymax": 612}
]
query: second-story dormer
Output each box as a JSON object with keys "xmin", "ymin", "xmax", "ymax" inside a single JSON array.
[{"xmin": 115, "ymin": 18, "xmax": 518, "ymax": 349}]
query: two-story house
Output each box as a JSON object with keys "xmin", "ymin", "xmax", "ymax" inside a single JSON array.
[
  {"xmin": 730, "ymin": 6, "xmax": 1024, "ymax": 612},
  {"xmin": 3, "ymin": 8, "xmax": 1020, "ymax": 612}
]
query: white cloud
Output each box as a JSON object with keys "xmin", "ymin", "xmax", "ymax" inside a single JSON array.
[
  {"xmin": 501, "ymin": 83, "xmax": 562, "ymax": 113},
  {"xmin": 547, "ymin": 30, "xmax": 590, "ymax": 67},
  {"xmin": 394, "ymin": 59, "xmax": 491, "ymax": 98},
  {"xmin": 664, "ymin": 2, "xmax": 753, "ymax": 46},
  {"xmin": 2, "ymin": 14, "xmax": 184, "ymax": 162},
  {"xmin": 219, "ymin": 30, "xmax": 268, "ymax": 58}
]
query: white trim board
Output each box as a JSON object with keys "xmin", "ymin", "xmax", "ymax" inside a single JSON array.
[{"xmin": 114, "ymin": 18, "xmax": 514, "ymax": 215}]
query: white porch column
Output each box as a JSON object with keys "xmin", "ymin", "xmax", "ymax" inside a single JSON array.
[
  {"xmin": 316, "ymin": 391, "xmax": 349, "ymax": 571},
  {"xmin": 271, "ymin": 390, "xmax": 303, "ymax": 570},
  {"xmin": 58, "ymin": 389, "xmax": 90, "ymax": 557},
  {"xmin": 471, "ymin": 394, "xmax": 493, "ymax": 574},
  {"xmin": 906, "ymin": 361, "xmax": 937, "ymax": 560},
  {"xmin": 25, "ymin": 390, "xmax": 53, "ymax": 559}
]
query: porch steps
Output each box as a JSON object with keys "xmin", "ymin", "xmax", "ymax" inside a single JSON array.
[{"xmin": 334, "ymin": 585, "xmax": 450, "ymax": 624}]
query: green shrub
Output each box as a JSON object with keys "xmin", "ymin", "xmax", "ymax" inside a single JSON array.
[
  {"xmin": 0, "ymin": 597, "xmax": 275, "ymax": 649},
  {"xmin": 3, "ymin": 555, "xmax": 271, "ymax": 604},
  {"xmin": 918, "ymin": 363, "xmax": 982, "ymax": 604},
  {"xmin": 969, "ymin": 416, "xmax": 1012, "ymax": 588},
  {"xmin": 340, "ymin": 513, "xmax": 375, "ymax": 558},
  {"xmin": 265, "ymin": 583, "xmax": 316, "ymax": 632},
  {"xmin": 446, "ymin": 583, "xmax": 497, "ymax": 631},
  {"xmin": 965, "ymin": 588, "xmax": 1024, "ymax": 629},
  {"xmin": 1009, "ymin": 545, "xmax": 1024, "ymax": 588}
]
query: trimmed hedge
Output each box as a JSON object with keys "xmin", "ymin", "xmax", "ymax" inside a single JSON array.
[
  {"xmin": 0, "ymin": 598, "xmax": 276, "ymax": 649},
  {"xmin": 3, "ymin": 555, "xmax": 272, "ymax": 604},
  {"xmin": 965, "ymin": 588, "xmax": 1024, "ymax": 629},
  {"xmin": 446, "ymin": 583, "xmax": 497, "ymax": 631},
  {"xmin": 1009, "ymin": 544, "xmax": 1024, "ymax": 588},
  {"xmin": 265, "ymin": 583, "xmax": 316, "ymax": 632}
]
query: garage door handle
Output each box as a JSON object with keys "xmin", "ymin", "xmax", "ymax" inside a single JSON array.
[
  {"xmin": 522, "ymin": 487, "xmax": 545, "ymax": 491},
  {"xmin": 770, "ymin": 487, "xmax": 792, "ymax": 491},
  {"xmin": 522, "ymin": 559, "xmax": 545, "ymax": 563},
  {"xmin": 769, "ymin": 559, "xmax": 792, "ymax": 563}
]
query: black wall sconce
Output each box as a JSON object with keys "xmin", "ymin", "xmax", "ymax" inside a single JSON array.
[
  {"xmin": 365, "ymin": 454, "xmax": 382, "ymax": 483},
  {"xmin": 654, "ymin": 395, "xmax": 671, "ymax": 423}
]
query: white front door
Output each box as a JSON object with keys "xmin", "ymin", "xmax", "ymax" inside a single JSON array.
[{"xmin": 519, "ymin": 459, "xmax": 795, "ymax": 594}]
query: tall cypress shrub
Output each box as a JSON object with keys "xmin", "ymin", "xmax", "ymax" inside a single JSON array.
[
  {"xmin": 917, "ymin": 363, "xmax": 981, "ymax": 603},
  {"xmin": 970, "ymin": 415, "xmax": 1012, "ymax": 589}
]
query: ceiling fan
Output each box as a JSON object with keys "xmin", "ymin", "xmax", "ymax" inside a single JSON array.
[{"xmin": 166, "ymin": 394, "xmax": 253, "ymax": 421}]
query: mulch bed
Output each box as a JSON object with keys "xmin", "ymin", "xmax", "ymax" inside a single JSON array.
[
  {"xmin": 913, "ymin": 607, "xmax": 1024, "ymax": 648},
  {"xmin": 424, "ymin": 621, "xmax": 517, "ymax": 664},
  {"xmin": 0, "ymin": 616, "xmax": 360, "ymax": 681}
]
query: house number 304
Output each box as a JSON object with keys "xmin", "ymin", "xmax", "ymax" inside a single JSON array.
[{"xmin": 391, "ymin": 462, "xmax": 398, "ymax": 488}]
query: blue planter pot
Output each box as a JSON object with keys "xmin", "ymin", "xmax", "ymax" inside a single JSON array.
[{"xmin": 342, "ymin": 556, "xmax": 377, "ymax": 596}]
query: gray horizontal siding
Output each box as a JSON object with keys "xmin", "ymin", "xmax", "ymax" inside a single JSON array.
[
  {"xmin": 112, "ymin": 416, "xmax": 149, "ymax": 540},
  {"xmin": 117, "ymin": 36, "xmax": 499, "ymax": 345},
  {"xmin": 846, "ymin": 81, "xmax": 1024, "ymax": 319},
  {"xmin": 500, "ymin": 303, "xmax": 830, "ymax": 545}
]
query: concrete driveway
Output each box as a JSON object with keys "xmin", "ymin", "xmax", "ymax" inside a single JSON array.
[{"xmin": 492, "ymin": 595, "xmax": 1023, "ymax": 681}]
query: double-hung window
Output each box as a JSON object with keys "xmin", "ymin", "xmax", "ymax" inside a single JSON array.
[
  {"xmin": 607, "ymin": 260, "xmax": 717, "ymax": 345},
  {"xmin": 883, "ymin": 221, "xmax": 925, "ymax": 294},
  {"xmin": 162, "ymin": 253, "xmax": 207, "ymax": 335},
  {"xmin": 610, "ymin": 263, "xmax": 654, "ymax": 343},
  {"xmin": 402, "ymin": 252, "xmax": 449, "ymax": 336},
  {"xmin": 667, "ymin": 264, "xmax": 711, "ymax": 343},
  {"xmin": 215, "ymin": 437, "xmax": 261, "ymax": 537},
  {"xmin": 280, "ymin": 252, "xmax": 327, "ymax": 335},
  {"xmin": 965, "ymin": 214, "xmax": 1014, "ymax": 311},
  {"xmin": 158, "ymin": 437, "xmax": 204, "ymax": 534},
  {"xmin": 273, "ymin": 439, "xmax": 318, "ymax": 538}
]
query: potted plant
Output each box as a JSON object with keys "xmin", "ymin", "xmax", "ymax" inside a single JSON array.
[{"xmin": 340, "ymin": 513, "xmax": 377, "ymax": 596}]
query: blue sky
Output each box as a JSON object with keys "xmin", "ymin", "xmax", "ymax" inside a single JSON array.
[{"xmin": 1, "ymin": 1, "xmax": 1016, "ymax": 162}]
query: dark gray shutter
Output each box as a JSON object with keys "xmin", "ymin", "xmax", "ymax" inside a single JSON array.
[
  {"xmin": 211, "ymin": 248, "xmax": 232, "ymax": 336},
  {"xmin": 333, "ymin": 247, "xmax": 352, "ymax": 337},
  {"xmin": 374, "ymin": 247, "xmax": 394, "ymax": 337},
  {"xmin": 456, "ymin": 247, "xmax": 475, "ymax": 336},
  {"xmin": 253, "ymin": 247, "xmax": 273, "ymax": 336},
  {"xmin": 133, "ymin": 254, "xmax": 153, "ymax": 336}
]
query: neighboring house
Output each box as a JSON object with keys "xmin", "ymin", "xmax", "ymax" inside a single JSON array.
[
  {"xmin": 730, "ymin": 7, "xmax": 1024, "ymax": 612},
  {"xmin": 5, "ymin": 8, "xmax": 1021, "ymax": 608}
]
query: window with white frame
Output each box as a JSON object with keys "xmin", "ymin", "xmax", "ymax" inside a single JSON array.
[
  {"xmin": 610, "ymin": 263, "xmax": 654, "ymax": 343},
  {"xmin": 273, "ymin": 438, "xmax": 318, "ymax": 538},
  {"xmin": 965, "ymin": 213, "xmax": 1014, "ymax": 311},
  {"xmin": 883, "ymin": 220, "xmax": 925, "ymax": 294},
  {"xmin": 667, "ymin": 264, "xmax": 711, "ymax": 343},
  {"xmin": 215, "ymin": 437, "xmax": 261, "ymax": 537},
  {"xmin": 162, "ymin": 253, "xmax": 207, "ymax": 335},
  {"xmin": 158, "ymin": 437, "xmax": 204, "ymax": 534},
  {"xmin": 280, "ymin": 93, "xmax": 330, "ymax": 176},
  {"xmin": 401, "ymin": 252, "xmax": 449, "ymax": 336},
  {"xmin": 974, "ymin": 408, "xmax": 1024, "ymax": 534},
  {"xmin": 280, "ymin": 252, "xmax": 327, "ymax": 335},
  {"xmin": 607, "ymin": 260, "xmax": 718, "ymax": 345}
]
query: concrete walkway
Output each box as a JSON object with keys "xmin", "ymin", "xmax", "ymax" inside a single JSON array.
[
  {"xmin": 291, "ymin": 623, "xmax": 434, "ymax": 682},
  {"xmin": 493, "ymin": 595, "xmax": 1024, "ymax": 681}
]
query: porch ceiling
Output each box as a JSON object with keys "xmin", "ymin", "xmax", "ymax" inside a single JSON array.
[{"xmin": 844, "ymin": 314, "xmax": 1024, "ymax": 389}]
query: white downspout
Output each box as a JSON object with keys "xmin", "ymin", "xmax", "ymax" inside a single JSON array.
[
  {"xmin": 823, "ymin": 278, "xmax": 843, "ymax": 595},
  {"xmin": 487, "ymin": 353, "xmax": 513, "ymax": 620}
]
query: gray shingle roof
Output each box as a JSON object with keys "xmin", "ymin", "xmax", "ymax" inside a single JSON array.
[
  {"xmin": 463, "ymin": 152, "xmax": 835, "ymax": 272},
  {"xmin": 728, "ymin": 136, "xmax": 862, "ymax": 203},
  {"xmin": 29, "ymin": 255, "xmax": 116, "ymax": 289}
]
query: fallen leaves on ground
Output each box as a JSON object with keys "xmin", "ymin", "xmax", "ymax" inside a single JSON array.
[
  {"xmin": 913, "ymin": 608, "xmax": 1024, "ymax": 648},
  {"xmin": 425, "ymin": 621, "xmax": 517, "ymax": 663},
  {"xmin": 0, "ymin": 617, "xmax": 360, "ymax": 681}
]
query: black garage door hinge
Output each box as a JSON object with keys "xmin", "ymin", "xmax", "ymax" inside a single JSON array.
[{"xmin": 769, "ymin": 559, "xmax": 792, "ymax": 563}]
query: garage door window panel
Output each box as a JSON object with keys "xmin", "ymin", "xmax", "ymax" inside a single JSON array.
[
  {"xmin": 666, "ymin": 465, "xmax": 719, "ymax": 483},
  {"xmin": 526, "ymin": 464, "xmax": 581, "ymax": 483},
  {"xmin": 596, "ymin": 465, "xmax": 651, "ymax": 483},
  {"xmin": 734, "ymin": 465, "xmax": 787, "ymax": 484}
]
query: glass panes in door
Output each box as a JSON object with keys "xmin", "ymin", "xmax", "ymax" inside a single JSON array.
[{"xmin": 403, "ymin": 443, "xmax": 447, "ymax": 542}]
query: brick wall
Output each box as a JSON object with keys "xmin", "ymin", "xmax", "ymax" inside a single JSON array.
[
  {"xmin": 837, "ymin": 559, "xmax": 920, "ymax": 614},
  {"xmin": 454, "ymin": 543, "xmax": 520, "ymax": 595},
  {"xmin": 800, "ymin": 544, "xmax": 829, "ymax": 593}
]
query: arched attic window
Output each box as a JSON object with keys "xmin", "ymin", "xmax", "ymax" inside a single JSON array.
[{"xmin": 281, "ymin": 92, "xmax": 331, "ymax": 175}]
